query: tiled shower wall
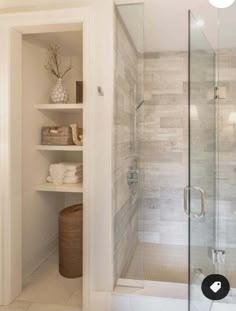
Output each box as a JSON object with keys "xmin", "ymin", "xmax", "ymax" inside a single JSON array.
[
  {"xmin": 218, "ymin": 49, "xmax": 236, "ymax": 249},
  {"xmin": 113, "ymin": 9, "xmax": 139, "ymax": 282},
  {"xmin": 138, "ymin": 52, "xmax": 189, "ymax": 246}
]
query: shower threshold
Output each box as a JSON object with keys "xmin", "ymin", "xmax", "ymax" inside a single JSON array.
[{"xmin": 115, "ymin": 278, "xmax": 188, "ymax": 299}]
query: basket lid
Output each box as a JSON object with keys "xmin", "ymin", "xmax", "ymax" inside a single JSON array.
[{"xmin": 60, "ymin": 204, "xmax": 83, "ymax": 219}]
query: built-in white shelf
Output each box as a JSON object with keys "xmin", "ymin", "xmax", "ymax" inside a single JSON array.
[
  {"xmin": 35, "ymin": 103, "xmax": 83, "ymax": 113},
  {"xmin": 35, "ymin": 183, "xmax": 83, "ymax": 193},
  {"xmin": 36, "ymin": 145, "xmax": 83, "ymax": 151}
]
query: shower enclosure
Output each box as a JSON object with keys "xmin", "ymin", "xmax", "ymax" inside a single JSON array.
[
  {"xmin": 189, "ymin": 11, "xmax": 216, "ymax": 311},
  {"xmin": 114, "ymin": 2, "xmax": 236, "ymax": 311}
]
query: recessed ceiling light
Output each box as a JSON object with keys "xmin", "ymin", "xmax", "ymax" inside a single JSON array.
[{"xmin": 209, "ymin": 0, "xmax": 235, "ymax": 8}]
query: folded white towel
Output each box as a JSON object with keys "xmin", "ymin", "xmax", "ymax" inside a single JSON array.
[
  {"xmin": 64, "ymin": 170, "xmax": 81, "ymax": 177},
  {"xmin": 47, "ymin": 162, "xmax": 83, "ymax": 185},
  {"xmin": 47, "ymin": 176, "xmax": 53, "ymax": 183},
  {"xmin": 46, "ymin": 176, "xmax": 64, "ymax": 185},
  {"xmin": 49, "ymin": 163, "xmax": 65, "ymax": 173},
  {"xmin": 63, "ymin": 176, "xmax": 80, "ymax": 184},
  {"xmin": 49, "ymin": 164, "xmax": 65, "ymax": 181},
  {"xmin": 47, "ymin": 175, "xmax": 81, "ymax": 184},
  {"xmin": 61, "ymin": 162, "xmax": 83, "ymax": 171}
]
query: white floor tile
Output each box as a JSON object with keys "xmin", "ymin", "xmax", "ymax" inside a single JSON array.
[
  {"xmin": 28, "ymin": 303, "xmax": 81, "ymax": 311},
  {"xmin": 14, "ymin": 251, "xmax": 82, "ymax": 308},
  {"xmin": 111, "ymin": 294, "xmax": 130, "ymax": 311},
  {"xmin": 67, "ymin": 288, "xmax": 83, "ymax": 308},
  {"xmin": 130, "ymin": 296, "xmax": 188, "ymax": 311},
  {"xmin": 130, "ymin": 296, "xmax": 162, "ymax": 311},
  {"xmin": 91, "ymin": 292, "xmax": 112, "ymax": 311},
  {"xmin": 18, "ymin": 275, "xmax": 78, "ymax": 305},
  {"xmin": 211, "ymin": 302, "xmax": 236, "ymax": 311},
  {"xmin": 0, "ymin": 301, "xmax": 31, "ymax": 311}
]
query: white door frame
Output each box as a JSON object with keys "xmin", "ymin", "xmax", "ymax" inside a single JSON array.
[{"xmin": 0, "ymin": 7, "xmax": 94, "ymax": 310}]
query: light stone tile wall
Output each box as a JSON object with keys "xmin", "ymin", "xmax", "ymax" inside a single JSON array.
[
  {"xmin": 218, "ymin": 48, "xmax": 236, "ymax": 249},
  {"xmin": 187, "ymin": 48, "xmax": 217, "ymax": 280},
  {"xmin": 189, "ymin": 49, "xmax": 216, "ymax": 258},
  {"xmin": 113, "ymin": 9, "xmax": 140, "ymax": 283},
  {"xmin": 139, "ymin": 52, "xmax": 189, "ymax": 246}
]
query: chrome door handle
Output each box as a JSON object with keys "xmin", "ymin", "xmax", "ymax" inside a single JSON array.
[
  {"xmin": 194, "ymin": 186, "xmax": 205, "ymax": 218},
  {"xmin": 184, "ymin": 186, "xmax": 190, "ymax": 216},
  {"xmin": 183, "ymin": 186, "xmax": 206, "ymax": 219}
]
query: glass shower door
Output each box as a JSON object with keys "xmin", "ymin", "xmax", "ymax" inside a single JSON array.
[{"xmin": 188, "ymin": 11, "xmax": 216, "ymax": 311}]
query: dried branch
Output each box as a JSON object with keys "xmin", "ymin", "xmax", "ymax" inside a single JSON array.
[
  {"xmin": 45, "ymin": 43, "xmax": 73, "ymax": 79},
  {"xmin": 61, "ymin": 61, "xmax": 73, "ymax": 78}
]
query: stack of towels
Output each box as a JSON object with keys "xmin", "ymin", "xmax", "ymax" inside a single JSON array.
[{"xmin": 47, "ymin": 162, "xmax": 83, "ymax": 185}]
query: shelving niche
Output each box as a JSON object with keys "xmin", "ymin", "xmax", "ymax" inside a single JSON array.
[{"xmin": 21, "ymin": 24, "xmax": 85, "ymax": 308}]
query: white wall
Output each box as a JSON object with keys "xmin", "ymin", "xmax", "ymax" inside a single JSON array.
[
  {"xmin": 89, "ymin": 0, "xmax": 115, "ymax": 293},
  {"xmin": 22, "ymin": 38, "xmax": 64, "ymax": 279}
]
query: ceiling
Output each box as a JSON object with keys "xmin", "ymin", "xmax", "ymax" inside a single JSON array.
[
  {"xmin": 218, "ymin": 3, "xmax": 236, "ymax": 48},
  {"xmin": 144, "ymin": 0, "xmax": 218, "ymax": 52},
  {"xmin": 118, "ymin": 0, "xmax": 236, "ymax": 53}
]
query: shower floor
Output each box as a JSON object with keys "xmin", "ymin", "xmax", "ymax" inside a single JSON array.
[
  {"xmin": 121, "ymin": 243, "xmax": 188, "ymax": 284},
  {"xmin": 121, "ymin": 243, "xmax": 236, "ymax": 289}
]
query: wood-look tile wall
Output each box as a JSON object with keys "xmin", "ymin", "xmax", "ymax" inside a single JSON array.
[
  {"xmin": 138, "ymin": 52, "xmax": 189, "ymax": 246},
  {"xmin": 218, "ymin": 49, "xmax": 236, "ymax": 249},
  {"xmin": 113, "ymin": 10, "xmax": 139, "ymax": 282}
]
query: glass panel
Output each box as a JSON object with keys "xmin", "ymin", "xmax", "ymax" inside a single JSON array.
[
  {"xmin": 114, "ymin": 3, "xmax": 144, "ymax": 288},
  {"xmin": 189, "ymin": 11, "xmax": 216, "ymax": 311},
  {"xmin": 218, "ymin": 3, "xmax": 236, "ymax": 294}
]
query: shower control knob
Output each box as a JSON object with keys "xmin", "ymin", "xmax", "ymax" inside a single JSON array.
[{"xmin": 127, "ymin": 168, "xmax": 139, "ymax": 186}]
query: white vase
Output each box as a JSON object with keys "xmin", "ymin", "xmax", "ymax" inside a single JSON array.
[{"xmin": 51, "ymin": 78, "xmax": 69, "ymax": 104}]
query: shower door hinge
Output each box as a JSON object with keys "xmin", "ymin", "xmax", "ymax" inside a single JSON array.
[
  {"xmin": 214, "ymin": 86, "xmax": 227, "ymax": 99},
  {"xmin": 212, "ymin": 249, "xmax": 226, "ymax": 265}
]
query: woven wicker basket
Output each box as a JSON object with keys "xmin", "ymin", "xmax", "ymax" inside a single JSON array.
[
  {"xmin": 42, "ymin": 126, "xmax": 73, "ymax": 145},
  {"xmin": 41, "ymin": 126, "xmax": 83, "ymax": 146},
  {"xmin": 59, "ymin": 204, "xmax": 83, "ymax": 278}
]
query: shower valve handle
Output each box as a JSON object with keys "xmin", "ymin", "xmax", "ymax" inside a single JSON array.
[{"xmin": 127, "ymin": 168, "xmax": 139, "ymax": 186}]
